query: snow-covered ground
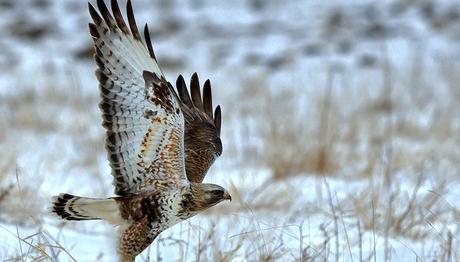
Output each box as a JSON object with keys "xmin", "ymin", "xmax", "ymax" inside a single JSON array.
[{"xmin": 1, "ymin": 0, "xmax": 460, "ymax": 261}]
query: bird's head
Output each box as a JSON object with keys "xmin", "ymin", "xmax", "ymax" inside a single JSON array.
[{"xmin": 188, "ymin": 183, "xmax": 231, "ymax": 212}]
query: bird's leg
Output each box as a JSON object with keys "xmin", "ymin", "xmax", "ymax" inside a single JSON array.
[{"xmin": 117, "ymin": 217, "xmax": 156, "ymax": 262}]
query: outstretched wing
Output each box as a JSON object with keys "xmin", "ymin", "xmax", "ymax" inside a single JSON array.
[
  {"xmin": 175, "ymin": 73, "xmax": 223, "ymax": 183},
  {"xmin": 89, "ymin": 0, "xmax": 186, "ymax": 195}
]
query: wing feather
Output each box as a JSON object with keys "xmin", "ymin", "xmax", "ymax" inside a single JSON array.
[
  {"xmin": 110, "ymin": 0, "xmax": 130, "ymax": 34},
  {"xmin": 190, "ymin": 73, "xmax": 204, "ymax": 111},
  {"xmin": 214, "ymin": 105, "xmax": 222, "ymax": 137},
  {"xmin": 202, "ymin": 80, "xmax": 213, "ymax": 118},
  {"xmin": 175, "ymin": 74, "xmax": 223, "ymax": 183},
  {"xmin": 89, "ymin": 1, "xmax": 185, "ymax": 195},
  {"xmin": 137, "ymin": 71, "xmax": 185, "ymax": 187},
  {"xmin": 97, "ymin": 0, "xmax": 117, "ymax": 29},
  {"xmin": 144, "ymin": 24, "xmax": 157, "ymax": 60},
  {"xmin": 126, "ymin": 0, "xmax": 142, "ymax": 41},
  {"xmin": 176, "ymin": 75, "xmax": 193, "ymax": 107}
]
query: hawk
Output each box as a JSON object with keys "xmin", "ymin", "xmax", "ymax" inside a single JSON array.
[{"xmin": 51, "ymin": 0, "xmax": 230, "ymax": 261}]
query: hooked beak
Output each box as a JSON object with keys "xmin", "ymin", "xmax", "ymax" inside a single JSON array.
[{"xmin": 223, "ymin": 191, "xmax": 232, "ymax": 201}]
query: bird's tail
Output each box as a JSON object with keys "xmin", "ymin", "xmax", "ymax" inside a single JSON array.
[{"xmin": 51, "ymin": 193, "xmax": 122, "ymax": 224}]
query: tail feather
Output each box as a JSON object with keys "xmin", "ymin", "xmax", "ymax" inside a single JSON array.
[{"xmin": 51, "ymin": 193, "xmax": 122, "ymax": 224}]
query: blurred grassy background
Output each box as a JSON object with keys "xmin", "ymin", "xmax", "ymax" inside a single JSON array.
[{"xmin": 0, "ymin": 0, "xmax": 459, "ymax": 261}]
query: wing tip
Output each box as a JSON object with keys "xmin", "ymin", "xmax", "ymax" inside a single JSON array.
[
  {"xmin": 177, "ymin": 74, "xmax": 185, "ymax": 84},
  {"xmin": 190, "ymin": 73, "xmax": 203, "ymax": 110},
  {"xmin": 97, "ymin": 0, "xmax": 117, "ymax": 28},
  {"xmin": 202, "ymin": 79, "xmax": 213, "ymax": 118},
  {"xmin": 176, "ymin": 74, "xmax": 193, "ymax": 107},
  {"xmin": 214, "ymin": 105, "xmax": 222, "ymax": 136},
  {"xmin": 144, "ymin": 24, "xmax": 157, "ymax": 60},
  {"xmin": 88, "ymin": 2, "xmax": 103, "ymax": 25},
  {"xmin": 126, "ymin": 0, "xmax": 142, "ymax": 40},
  {"xmin": 111, "ymin": 0, "xmax": 130, "ymax": 34}
]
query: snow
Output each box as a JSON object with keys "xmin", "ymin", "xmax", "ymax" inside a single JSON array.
[{"xmin": 0, "ymin": 0, "xmax": 460, "ymax": 261}]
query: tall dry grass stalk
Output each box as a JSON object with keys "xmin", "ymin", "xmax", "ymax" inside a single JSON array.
[
  {"xmin": 1, "ymin": 26, "xmax": 459, "ymax": 262},
  {"xmin": 220, "ymin": 42, "xmax": 460, "ymax": 260}
]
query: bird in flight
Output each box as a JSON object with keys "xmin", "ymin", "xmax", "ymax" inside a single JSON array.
[{"xmin": 51, "ymin": 0, "xmax": 229, "ymax": 260}]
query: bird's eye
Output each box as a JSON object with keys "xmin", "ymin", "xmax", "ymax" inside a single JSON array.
[{"xmin": 211, "ymin": 190, "xmax": 222, "ymax": 196}]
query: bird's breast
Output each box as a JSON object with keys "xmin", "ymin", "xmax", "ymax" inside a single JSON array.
[{"xmin": 155, "ymin": 190, "xmax": 186, "ymax": 228}]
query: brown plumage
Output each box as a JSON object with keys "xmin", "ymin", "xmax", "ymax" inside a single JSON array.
[
  {"xmin": 175, "ymin": 74, "xmax": 223, "ymax": 183},
  {"xmin": 51, "ymin": 1, "xmax": 229, "ymax": 261}
]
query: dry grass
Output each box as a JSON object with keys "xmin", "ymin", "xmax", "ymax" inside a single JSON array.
[
  {"xmin": 1, "ymin": 224, "xmax": 77, "ymax": 262},
  {"xmin": 216, "ymin": 43, "xmax": 460, "ymax": 260},
  {"xmin": 227, "ymin": 43, "xmax": 460, "ymax": 185},
  {"xmin": 1, "ymin": 33, "xmax": 460, "ymax": 262}
]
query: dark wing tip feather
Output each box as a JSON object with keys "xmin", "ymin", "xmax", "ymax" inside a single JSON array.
[
  {"xmin": 88, "ymin": 2, "xmax": 103, "ymax": 25},
  {"xmin": 111, "ymin": 0, "xmax": 130, "ymax": 34},
  {"xmin": 176, "ymin": 73, "xmax": 223, "ymax": 183},
  {"xmin": 88, "ymin": 23, "xmax": 99, "ymax": 38},
  {"xmin": 144, "ymin": 24, "xmax": 157, "ymax": 60},
  {"xmin": 126, "ymin": 0, "xmax": 142, "ymax": 40},
  {"xmin": 190, "ymin": 73, "xmax": 204, "ymax": 110},
  {"xmin": 97, "ymin": 0, "xmax": 117, "ymax": 29},
  {"xmin": 214, "ymin": 105, "xmax": 221, "ymax": 136},
  {"xmin": 176, "ymin": 75, "xmax": 193, "ymax": 107},
  {"xmin": 202, "ymin": 79, "xmax": 213, "ymax": 118}
]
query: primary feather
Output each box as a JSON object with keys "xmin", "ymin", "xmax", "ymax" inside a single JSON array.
[
  {"xmin": 90, "ymin": 0, "xmax": 185, "ymax": 195},
  {"xmin": 175, "ymin": 73, "xmax": 223, "ymax": 183}
]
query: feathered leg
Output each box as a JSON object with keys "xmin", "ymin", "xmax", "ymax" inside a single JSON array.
[{"xmin": 117, "ymin": 217, "xmax": 158, "ymax": 262}]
